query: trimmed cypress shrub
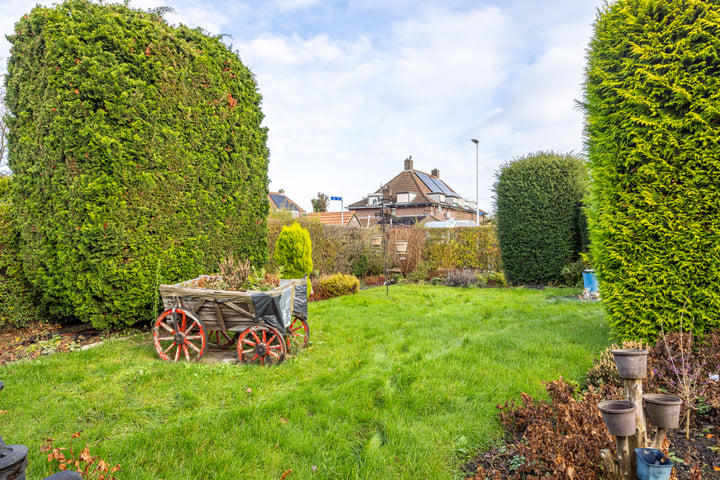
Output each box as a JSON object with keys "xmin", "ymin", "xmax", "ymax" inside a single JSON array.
[
  {"xmin": 5, "ymin": 1, "xmax": 269, "ymax": 328},
  {"xmin": 0, "ymin": 176, "xmax": 41, "ymax": 329},
  {"xmin": 582, "ymin": 0, "xmax": 720, "ymax": 340},
  {"xmin": 274, "ymin": 222, "xmax": 313, "ymax": 279},
  {"xmin": 493, "ymin": 151, "xmax": 588, "ymax": 286}
]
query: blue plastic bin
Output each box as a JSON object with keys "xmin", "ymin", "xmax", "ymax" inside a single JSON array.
[
  {"xmin": 582, "ymin": 269, "xmax": 599, "ymax": 292},
  {"xmin": 635, "ymin": 448, "xmax": 673, "ymax": 480}
]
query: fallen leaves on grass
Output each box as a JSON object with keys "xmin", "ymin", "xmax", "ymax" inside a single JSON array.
[{"xmin": 42, "ymin": 433, "xmax": 121, "ymax": 480}]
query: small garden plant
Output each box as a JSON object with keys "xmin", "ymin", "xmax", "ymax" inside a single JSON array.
[{"xmin": 193, "ymin": 255, "xmax": 280, "ymax": 291}]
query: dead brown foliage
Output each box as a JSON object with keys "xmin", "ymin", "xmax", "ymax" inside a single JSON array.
[
  {"xmin": 468, "ymin": 331, "xmax": 720, "ymax": 480},
  {"xmin": 473, "ymin": 379, "xmax": 616, "ymax": 479},
  {"xmin": 41, "ymin": 432, "xmax": 120, "ymax": 480}
]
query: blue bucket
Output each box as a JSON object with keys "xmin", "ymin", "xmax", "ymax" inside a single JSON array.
[
  {"xmin": 582, "ymin": 269, "xmax": 599, "ymax": 292},
  {"xmin": 635, "ymin": 448, "xmax": 673, "ymax": 480}
]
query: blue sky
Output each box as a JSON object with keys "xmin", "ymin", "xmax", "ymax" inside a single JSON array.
[{"xmin": 0, "ymin": 0, "xmax": 605, "ymax": 212}]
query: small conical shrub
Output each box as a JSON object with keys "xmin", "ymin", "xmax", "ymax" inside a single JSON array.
[{"xmin": 275, "ymin": 223, "xmax": 313, "ymax": 279}]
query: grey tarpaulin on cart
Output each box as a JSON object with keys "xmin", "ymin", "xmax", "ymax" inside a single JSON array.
[
  {"xmin": 293, "ymin": 277, "xmax": 308, "ymax": 319},
  {"xmin": 251, "ymin": 293, "xmax": 285, "ymax": 333},
  {"xmin": 279, "ymin": 276, "xmax": 308, "ymax": 319},
  {"xmin": 251, "ymin": 285, "xmax": 293, "ymax": 332}
]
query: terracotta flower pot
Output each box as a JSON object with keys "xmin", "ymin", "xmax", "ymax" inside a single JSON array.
[
  {"xmin": 598, "ymin": 399, "xmax": 637, "ymax": 437},
  {"xmin": 643, "ymin": 394, "xmax": 683, "ymax": 429},
  {"xmin": 611, "ymin": 349, "xmax": 649, "ymax": 379}
]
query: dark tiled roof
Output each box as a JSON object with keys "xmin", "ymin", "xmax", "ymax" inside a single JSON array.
[
  {"xmin": 348, "ymin": 168, "xmax": 463, "ymax": 208},
  {"xmin": 269, "ymin": 192, "xmax": 306, "ymax": 213}
]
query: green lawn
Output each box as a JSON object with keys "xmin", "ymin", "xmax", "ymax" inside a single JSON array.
[{"xmin": 0, "ymin": 285, "xmax": 609, "ymax": 480}]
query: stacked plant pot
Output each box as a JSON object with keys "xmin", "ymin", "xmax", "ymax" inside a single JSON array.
[{"xmin": 597, "ymin": 350, "xmax": 682, "ymax": 480}]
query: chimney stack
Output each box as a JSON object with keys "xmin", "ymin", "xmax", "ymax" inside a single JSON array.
[
  {"xmin": 404, "ymin": 156, "xmax": 413, "ymax": 170},
  {"xmin": 431, "ymin": 168, "xmax": 439, "ymax": 178},
  {"xmin": 279, "ymin": 189, "xmax": 285, "ymax": 195}
]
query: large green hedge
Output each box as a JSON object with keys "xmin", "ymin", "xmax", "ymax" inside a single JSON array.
[
  {"xmin": 493, "ymin": 152, "xmax": 588, "ymax": 286},
  {"xmin": 5, "ymin": 0, "xmax": 269, "ymax": 328},
  {"xmin": 583, "ymin": 0, "xmax": 720, "ymax": 340},
  {"xmin": 0, "ymin": 176, "xmax": 41, "ymax": 329}
]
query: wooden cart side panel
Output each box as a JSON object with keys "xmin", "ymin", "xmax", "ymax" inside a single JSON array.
[
  {"xmin": 159, "ymin": 284, "xmax": 288, "ymax": 302},
  {"xmin": 161, "ymin": 297, "xmax": 257, "ymax": 331}
]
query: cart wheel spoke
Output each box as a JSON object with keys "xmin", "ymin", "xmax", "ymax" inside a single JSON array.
[
  {"xmin": 153, "ymin": 309, "xmax": 207, "ymax": 362},
  {"xmin": 286, "ymin": 316, "xmax": 310, "ymax": 354},
  {"xmin": 207, "ymin": 330, "xmax": 237, "ymax": 349},
  {"xmin": 237, "ymin": 326, "xmax": 286, "ymax": 366},
  {"xmin": 158, "ymin": 321, "xmax": 175, "ymax": 334}
]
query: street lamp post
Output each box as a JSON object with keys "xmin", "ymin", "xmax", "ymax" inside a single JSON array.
[{"xmin": 471, "ymin": 138, "xmax": 479, "ymax": 225}]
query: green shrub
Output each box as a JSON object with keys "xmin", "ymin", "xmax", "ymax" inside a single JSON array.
[
  {"xmin": 0, "ymin": 176, "xmax": 41, "ymax": 329},
  {"xmin": 493, "ymin": 151, "xmax": 588, "ymax": 286},
  {"xmin": 350, "ymin": 253, "xmax": 368, "ymax": 278},
  {"xmin": 311, "ymin": 273, "xmax": 359, "ymax": 300},
  {"xmin": 268, "ymin": 217, "xmax": 373, "ymax": 276},
  {"xmin": 274, "ymin": 222, "xmax": 313, "ymax": 279},
  {"xmin": 582, "ymin": 0, "xmax": 720, "ymax": 339},
  {"xmin": 422, "ymin": 225, "xmax": 500, "ymax": 272},
  {"xmin": 481, "ymin": 271, "xmax": 507, "ymax": 288},
  {"xmin": 5, "ymin": 1, "xmax": 269, "ymax": 328}
]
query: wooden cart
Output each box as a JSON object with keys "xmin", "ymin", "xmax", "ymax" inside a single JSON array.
[{"xmin": 152, "ymin": 276, "xmax": 309, "ymax": 365}]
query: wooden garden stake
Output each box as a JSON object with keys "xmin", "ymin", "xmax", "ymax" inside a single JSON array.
[
  {"xmin": 650, "ymin": 427, "xmax": 668, "ymax": 450},
  {"xmin": 600, "ymin": 435, "xmax": 633, "ymax": 480},
  {"xmin": 625, "ymin": 377, "xmax": 646, "ymax": 477}
]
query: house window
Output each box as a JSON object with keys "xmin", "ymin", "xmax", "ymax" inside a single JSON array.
[
  {"xmin": 367, "ymin": 195, "xmax": 381, "ymax": 206},
  {"xmin": 428, "ymin": 193, "xmax": 446, "ymax": 204},
  {"xmin": 396, "ymin": 191, "xmax": 416, "ymax": 203}
]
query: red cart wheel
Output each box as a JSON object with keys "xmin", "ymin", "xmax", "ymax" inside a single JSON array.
[
  {"xmin": 153, "ymin": 308, "xmax": 207, "ymax": 362},
  {"xmin": 237, "ymin": 325, "xmax": 286, "ymax": 366},
  {"xmin": 207, "ymin": 330, "xmax": 237, "ymax": 349},
  {"xmin": 286, "ymin": 316, "xmax": 309, "ymax": 353}
]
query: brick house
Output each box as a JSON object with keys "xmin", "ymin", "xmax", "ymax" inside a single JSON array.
[
  {"xmin": 348, "ymin": 157, "xmax": 486, "ymax": 226},
  {"xmin": 268, "ymin": 189, "xmax": 306, "ymax": 218}
]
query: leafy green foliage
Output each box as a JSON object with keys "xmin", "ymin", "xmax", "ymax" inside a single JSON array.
[
  {"xmin": 0, "ymin": 176, "xmax": 41, "ymax": 328},
  {"xmin": 582, "ymin": 0, "xmax": 720, "ymax": 340},
  {"xmin": 274, "ymin": 222, "xmax": 313, "ymax": 279},
  {"xmin": 5, "ymin": 1, "xmax": 269, "ymax": 328},
  {"xmin": 422, "ymin": 224, "xmax": 501, "ymax": 272},
  {"xmin": 493, "ymin": 152, "xmax": 588, "ymax": 286},
  {"xmin": 311, "ymin": 192, "xmax": 329, "ymax": 213},
  {"xmin": 311, "ymin": 273, "xmax": 360, "ymax": 300}
]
